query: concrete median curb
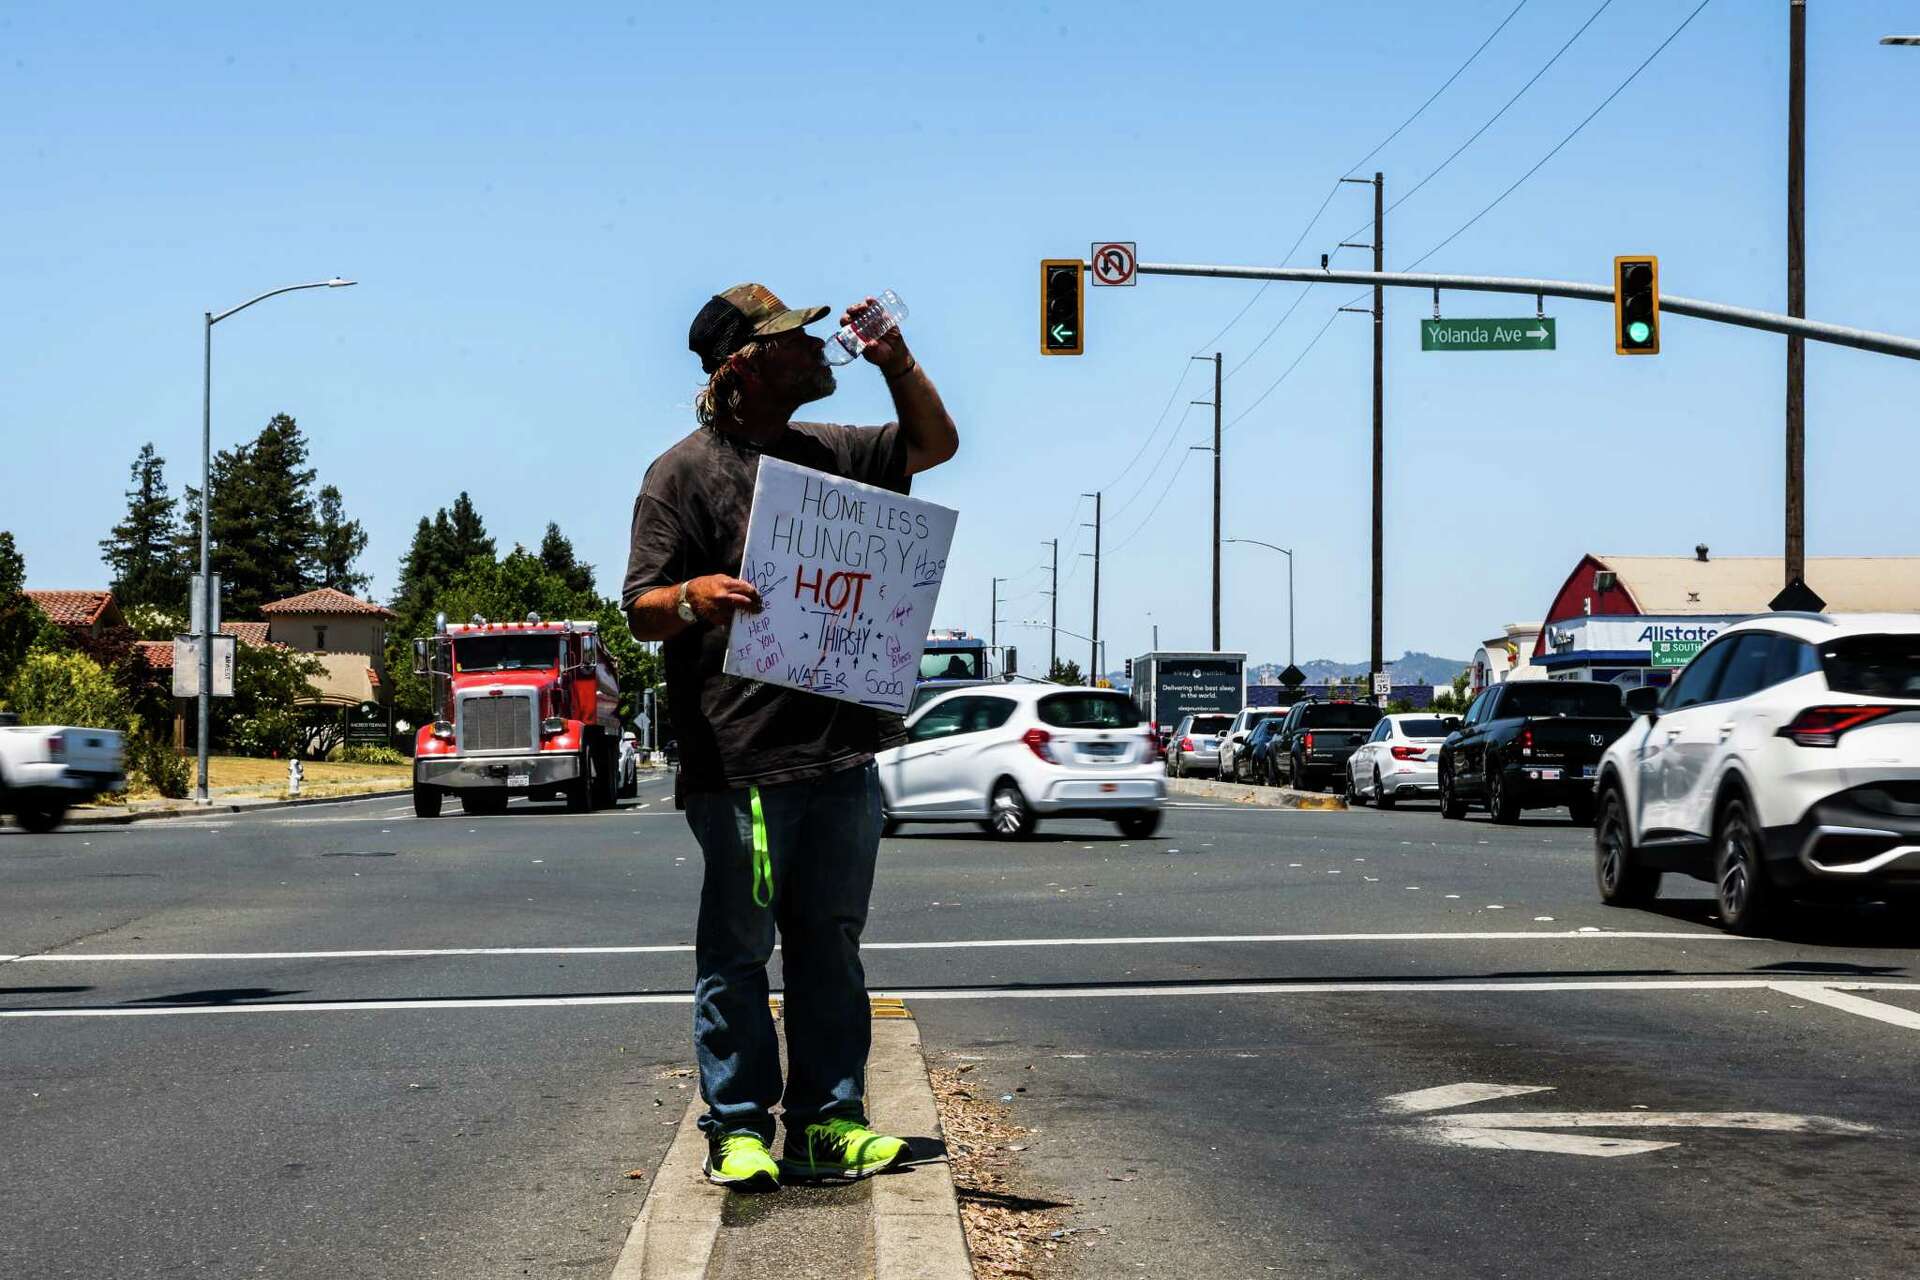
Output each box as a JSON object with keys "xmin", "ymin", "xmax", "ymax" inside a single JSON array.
[
  {"xmin": 1168, "ymin": 776, "xmax": 1347, "ymax": 811},
  {"xmin": 610, "ymin": 1004, "xmax": 970, "ymax": 1280}
]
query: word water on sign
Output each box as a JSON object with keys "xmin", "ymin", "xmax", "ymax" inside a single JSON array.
[
  {"xmin": 724, "ymin": 457, "xmax": 959, "ymax": 714},
  {"xmin": 1420, "ymin": 317, "xmax": 1556, "ymax": 351}
]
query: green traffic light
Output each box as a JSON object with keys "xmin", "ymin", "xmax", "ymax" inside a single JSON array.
[{"xmin": 1628, "ymin": 321, "xmax": 1651, "ymax": 343}]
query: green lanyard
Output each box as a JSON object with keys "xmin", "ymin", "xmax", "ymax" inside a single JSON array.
[{"xmin": 749, "ymin": 786, "xmax": 773, "ymax": 909}]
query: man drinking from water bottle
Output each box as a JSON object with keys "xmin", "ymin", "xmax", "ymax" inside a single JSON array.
[{"xmin": 622, "ymin": 283, "xmax": 959, "ymax": 1190}]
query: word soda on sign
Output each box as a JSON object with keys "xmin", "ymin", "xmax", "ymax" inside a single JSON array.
[{"xmin": 723, "ymin": 457, "xmax": 959, "ymax": 714}]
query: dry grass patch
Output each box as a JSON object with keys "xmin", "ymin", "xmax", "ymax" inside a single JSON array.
[{"xmin": 929, "ymin": 1063, "xmax": 1075, "ymax": 1280}]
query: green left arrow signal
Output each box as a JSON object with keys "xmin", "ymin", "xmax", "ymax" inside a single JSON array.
[{"xmin": 1050, "ymin": 324, "xmax": 1074, "ymax": 343}]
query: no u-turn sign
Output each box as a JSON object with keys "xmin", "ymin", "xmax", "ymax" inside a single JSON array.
[{"xmin": 1091, "ymin": 242, "xmax": 1136, "ymax": 287}]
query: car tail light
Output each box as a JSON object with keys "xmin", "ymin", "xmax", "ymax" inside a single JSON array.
[
  {"xmin": 1304, "ymin": 732, "xmax": 1315, "ymax": 751},
  {"xmin": 1180, "ymin": 736, "xmax": 1194, "ymax": 752},
  {"xmin": 1777, "ymin": 705, "xmax": 1899, "ymax": 747},
  {"xmin": 1145, "ymin": 731, "xmax": 1162, "ymax": 761},
  {"xmin": 1519, "ymin": 727, "xmax": 1534, "ymax": 757},
  {"xmin": 1391, "ymin": 745, "xmax": 1423, "ymax": 761},
  {"xmin": 1024, "ymin": 727, "xmax": 1057, "ymax": 763},
  {"xmin": 46, "ymin": 733, "xmax": 66, "ymax": 762}
]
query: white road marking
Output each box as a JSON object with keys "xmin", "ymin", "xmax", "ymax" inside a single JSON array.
[
  {"xmin": 1388, "ymin": 1080, "xmax": 1877, "ymax": 1158},
  {"xmin": 6, "ymin": 978, "xmax": 1919, "ymax": 1020},
  {"xmin": 1773, "ymin": 981, "xmax": 1920, "ymax": 1031},
  {"xmin": 1382, "ymin": 1082, "xmax": 1553, "ymax": 1114},
  {"xmin": 3, "ymin": 929, "xmax": 1755, "ymax": 964}
]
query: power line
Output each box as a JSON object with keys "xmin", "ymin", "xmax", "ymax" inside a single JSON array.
[
  {"xmin": 1107, "ymin": 450, "xmax": 1202, "ymax": 555},
  {"xmin": 1104, "ymin": 402, "xmax": 1202, "ymax": 526},
  {"xmin": 1095, "ymin": 360, "xmax": 1201, "ymax": 498},
  {"xmin": 1200, "ymin": 0, "xmax": 1532, "ymax": 360},
  {"xmin": 1223, "ymin": 308, "xmax": 1345, "ymax": 432},
  {"xmin": 1340, "ymin": 0, "xmax": 1614, "ymax": 244},
  {"xmin": 1403, "ymin": 0, "xmax": 1715, "ymax": 271}
]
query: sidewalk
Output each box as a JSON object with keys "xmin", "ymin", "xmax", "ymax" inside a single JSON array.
[
  {"xmin": 612, "ymin": 1005, "xmax": 973, "ymax": 1280},
  {"xmin": 68, "ymin": 779, "xmax": 411, "ymax": 826}
]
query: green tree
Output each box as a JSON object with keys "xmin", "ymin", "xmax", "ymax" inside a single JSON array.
[
  {"xmin": 539, "ymin": 523, "xmax": 597, "ymax": 597},
  {"xmin": 1431, "ymin": 669, "xmax": 1473, "ymax": 715},
  {"xmin": 594, "ymin": 599, "xmax": 660, "ymax": 726},
  {"xmin": 100, "ymin": 443, "xmax": 189, "ymax": 610},
  {"xmin": 211, "ymin": 642, "xmax": 324, "ymax": 756},
  {"xmin": 447, "ymin": 491, "xmax": 495, "ymax": 567},
  {"xmin": 1047, "ymin": 657, "xmax": 1083, "ymax": 685},
  {"xmin": 312, "ymin": 484, "xmax": 370, "ymax": 594},
  {"xmin": 0, "ymin": 531, "xmax": 43, "ymax": 686},
  {"xmin": 5, "ymin": 649, "xmax": 130, "ymax": 728}
]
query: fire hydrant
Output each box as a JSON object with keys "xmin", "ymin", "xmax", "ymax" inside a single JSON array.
[{"xmin": 288, "ymin": 756, "xmax": 303, "ymax": 798}]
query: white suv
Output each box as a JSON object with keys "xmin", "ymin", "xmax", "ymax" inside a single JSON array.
[
  {"xmin": 1592, "ymin": 614, "xmax": 1920, "ymax": 933},
  {"xmin": 878, "ymin": 684, "xmax": 1165, "ymax": 839}
]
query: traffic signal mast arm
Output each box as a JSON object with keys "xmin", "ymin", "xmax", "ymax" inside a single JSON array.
[{"xmin": 1108, "ymin": 260, "xmax": 1920, "ymax": 362}]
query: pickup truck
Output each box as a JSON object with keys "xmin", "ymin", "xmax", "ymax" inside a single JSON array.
[
  {"xmin": 0, "ymin": 712, "xmax": 125, "ymax": 832},
  {"xmin": 1437, "ymin": 680, "xmax": 1630, "ymax": 825},
  {"xmin": 1273, "ymin": 699, "xmax": 1383, "ymax": 791}
]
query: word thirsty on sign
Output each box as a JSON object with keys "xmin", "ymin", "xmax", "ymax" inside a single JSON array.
[{"xmin": 724, "ymin": 457, "xmax": 959, "ymax": 714}]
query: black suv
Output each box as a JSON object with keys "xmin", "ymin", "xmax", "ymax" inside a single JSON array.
[{"xmin": 1271, "ymin": 699, "xmax": 1383, "ymax": 791}]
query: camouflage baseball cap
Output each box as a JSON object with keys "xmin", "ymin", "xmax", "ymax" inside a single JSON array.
[{"xmin": 688, "ymin": 283, "xmax": 831, "ymax": 373}]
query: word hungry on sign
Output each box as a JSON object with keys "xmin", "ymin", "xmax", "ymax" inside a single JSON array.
[{"xmin": 725, "ymin": 457, "xmax": 959, "ymax": 714}]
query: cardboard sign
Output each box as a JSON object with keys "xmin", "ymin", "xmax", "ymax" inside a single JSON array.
[{"xmin": 724, "ymin": 457, "xmax": 958, "ymax": 713}]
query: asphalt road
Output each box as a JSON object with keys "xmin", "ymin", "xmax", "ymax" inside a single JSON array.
[{"xmin": 3, "ymin": 779, "xmax": 1917, "ymax": 1279}]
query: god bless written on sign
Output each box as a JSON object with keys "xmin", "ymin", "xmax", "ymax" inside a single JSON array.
[{"xmin": 724, "ymin": 457, "xmax": 958, "ymax": 714}]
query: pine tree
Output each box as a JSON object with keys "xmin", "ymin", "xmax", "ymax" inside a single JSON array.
[
  {"xmin": 100, "ymin": 444, "xmax": 189, "ymax": 610},
  {"xmin": 312, "ymin": 484, "xmax": 370, "ymax": 595},
  {"xmin": 537, "ymin": 522, "xmax": 597, "ymax": 597},
  {"xmin": 202, "ymin": 413, "xmax": 321, "ymax": 616},
  {"xmin": 0, "ymin": 531, "xmax": 39, "ymax": 684},
  {"xmin": 446, "ymin": 491, "xmax": 495, "ymax": 569}
]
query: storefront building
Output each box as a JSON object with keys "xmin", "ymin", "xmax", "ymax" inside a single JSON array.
[{"xmin": 1533, "ymin": 551, "xmax": 1920, "ymax": 690}]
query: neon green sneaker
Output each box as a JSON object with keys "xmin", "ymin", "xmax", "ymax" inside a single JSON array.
[
  {"xmin": 779, "ymin": 1118, "xmax": 909, "ymax": 1181},
  {"xmin": 704, "ymin": 1133, "xmax": 780, "ymax": 1191}
]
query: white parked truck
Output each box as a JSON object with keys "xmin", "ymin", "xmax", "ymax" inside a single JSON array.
[{"xmin": 0, "ymin": 712, "xmax": 125, "ymax": 832}]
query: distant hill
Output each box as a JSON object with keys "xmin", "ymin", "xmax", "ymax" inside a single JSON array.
[{"xmin": 1248, "ymin": 651, "xmax": 1467, "ymax": 688}]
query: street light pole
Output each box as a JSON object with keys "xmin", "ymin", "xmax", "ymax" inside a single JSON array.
[
  {"xmin": 1081, "ymin": 491, "xmax": 1101, "ymax": 686},
  {"xmin": 196, "ymin": 277, "xmax": 356, "ymax": 805},
  {"xmin": 1223, "ymin": 538, "xmax": 1294, "ymax": 667},
  {"xmin": 1786, "ymin": 0, "xmax": 1807, "ymax": 589}
]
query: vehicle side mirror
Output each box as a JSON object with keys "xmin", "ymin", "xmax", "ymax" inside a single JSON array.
[
  {"xmin": 1624, "ymin": 686, "xmax": 1661, "ymax": 719},
  {"xmin": 1004, "ymin": 646, "xmax": 1017, "ymax": 678},
  {"xmin": 1442, "ymin": 716, "xmax": 1463, "ymax": 734},
  {"xmin": 412, "ymin": 638, "xmax": 431, "ymax": 677},
  {"xmin": 580, "ymin": 634, "xmax": 598, "ymax": 667}
]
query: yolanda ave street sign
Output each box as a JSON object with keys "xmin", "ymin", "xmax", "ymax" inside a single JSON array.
[{"xmin": 1421, "ymin": 317, "xmax": 1556, "ymax": 351}]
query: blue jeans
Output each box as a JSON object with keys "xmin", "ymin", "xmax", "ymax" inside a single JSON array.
[{"xmin": 684, "ymin": 760, "xmax": 883, "ymax": 1144}]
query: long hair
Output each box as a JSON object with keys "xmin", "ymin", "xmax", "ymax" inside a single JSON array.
[{"xmin": 694, "ymin": 339, "xmax": 766, "ymax": 430}]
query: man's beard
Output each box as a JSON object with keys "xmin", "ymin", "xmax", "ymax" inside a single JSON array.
[{"xmin": 793, "ymin": 362, "xmax": 836, "ymax": 406}]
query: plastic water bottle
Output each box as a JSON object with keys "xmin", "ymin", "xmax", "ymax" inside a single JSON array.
[{"xmin": 824, "ymin": 290, "xmax": 908, "ymax": 366}]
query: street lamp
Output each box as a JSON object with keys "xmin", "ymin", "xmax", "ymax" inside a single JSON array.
[
  {"xmin": 1015, "ymin": 620, "xmax": 1099, "ymax": 683},
  {"xmin": 1223, "ymin": 539, "xmax": 1295, "ymax": 669},
  {"xmin": 196, "ymin": 277, "xmax": 356, "ymax": 804}
]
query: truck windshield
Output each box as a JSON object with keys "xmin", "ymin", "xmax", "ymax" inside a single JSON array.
[
  {"xmin": 921, "ymin": 649, "xmax": 983, "ymax": 680},
  {"xmin": 1499, "ymin": 683, "xmax": 1624, "ymax": 718},
  {"xmin": 1301, "ymin": 704, "xmax": 1382, "ymax": 730},
  {"xmin": 453, "ymin": 636, "xmax": 561, "ymax": 673}
]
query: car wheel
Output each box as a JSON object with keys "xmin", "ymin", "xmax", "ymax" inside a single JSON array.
[
  {"xmin": 1374, "ymin": 769, "xmax": 1396, "ymax": 810},
  {"xmin": 1117, "ymin": 810, "xmax": 1161, "ymax": 838},
  {"xmin": 13, "ymin": 803, "xmax": 66, "ymax": 834},
  {"xmin": 985, "ymin": 781, "xmax": 1035, "ymax": 839},
  {"xmin": 1487, "ymin": 764, "xmax": 1520, "ymax": 824},
  {"xmin": 1714, "ymin": 796, "xmax": 1777, "ymax": 935},
  {"xmin": 1344, "ymin": 768, "xmax": 1364, "ymax": 806},
  {"xmin": 413, "ymin": 784, "xmax": 443, "ymax": 818},
  {"xmin": 1594, "ymin": 784, "xmax": 1659, "ymax": 907},
  {"xmin": 1439, "ymin": 765, "xmax": 1466, "ymax": 820}
]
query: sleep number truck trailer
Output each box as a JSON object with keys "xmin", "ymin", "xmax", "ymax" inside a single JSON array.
[{"xmin": 1130, "ymin": 651, "xmax": 1247, "ymax": 747}]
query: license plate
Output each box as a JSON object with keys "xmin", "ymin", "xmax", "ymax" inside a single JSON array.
[
  {"xmin": 1580, "ymin": 766, "xmax": 1596, "ymax": 779},
  {"xmin": 1537, "ymin": 767, "xmax": 1563, "ymax": 781},
  {"xmin": 1083, "ymin": 743, "xmax": 1124, "ymax": 758},
  {"xmin": 508, "ymin": 773, "xmax": 530, "ymax": 789}
]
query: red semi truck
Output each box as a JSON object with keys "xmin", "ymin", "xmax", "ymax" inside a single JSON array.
[{"xmin": 410, "ymin": 615, "xmax": 623, "ymax": 817}]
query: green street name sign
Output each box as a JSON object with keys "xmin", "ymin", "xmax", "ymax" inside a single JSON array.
[
  {"xmin": 1650, "ymin": 637, "xmax": 1706, "ymax": 668},
  {"xmin": 1421, "ymin": 317, "xmax": 1556, "ymax": 351}
]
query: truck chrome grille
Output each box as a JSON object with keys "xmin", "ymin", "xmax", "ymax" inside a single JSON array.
[{"xmin": 459, "ymin": 693, "xmax": 534, "ymax": 752}]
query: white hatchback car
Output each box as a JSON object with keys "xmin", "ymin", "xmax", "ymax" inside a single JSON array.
[
  {"xmin": 1593, "ymin": 614, "xmax": 1920, "ymax": 933},
  {"xmin": 878, "ymin": 684, "xmax": 1166, "ymax": 839},
  {"xmin": 1344, "ymin": 713, "xmax": 1452, "ymax": 807}
]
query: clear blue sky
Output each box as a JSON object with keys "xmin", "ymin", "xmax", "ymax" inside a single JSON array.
[{"xmin": 5, "ymin": 1, "xmax": 1917, "ymax": 672}]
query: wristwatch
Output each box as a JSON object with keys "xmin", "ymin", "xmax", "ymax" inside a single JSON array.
[{"xmin": 675, "ymin": 581, "xmax": 697, "ymax": 624}]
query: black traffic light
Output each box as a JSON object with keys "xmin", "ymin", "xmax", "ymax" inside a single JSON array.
[
  {"xmin": 1041, "ymin": 259, "xmax": 1084, "ymax": 356},
  {"xmin": 1124, "ymin": 657, "xmax": 1134, "ymax": 679},
  {"xmin": 1614, "ymin": 255, "xmax": 1660, "ymax": 355}
]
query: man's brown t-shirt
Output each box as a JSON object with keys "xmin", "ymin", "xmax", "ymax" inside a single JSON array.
[{"xmin": 622, "ymin": 422, "xmax": 911, "ymax": 795}]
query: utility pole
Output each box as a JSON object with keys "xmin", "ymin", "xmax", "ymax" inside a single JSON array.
[
  {"xmin": 1188, "ymin": 352, "xmax": 1222, "ymax": 649},
  {"xmin": 1081, "ymin": 492, "xmax": 1101, "ymax": 686},
  {"xmin": 990, "ymin": 576, "xmax": 1001, "ymax": 652},
  {"xmin": 1337, "ymin": 171, "xmax": 1386, "ymax": 700},
  {"xmin": 1786, "ymin": 0, "xmax": 1807, "ymax": 588},
  {"xmin": 1044, "ymin": 539, "xmax": 1058, "ymax": 670}
]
